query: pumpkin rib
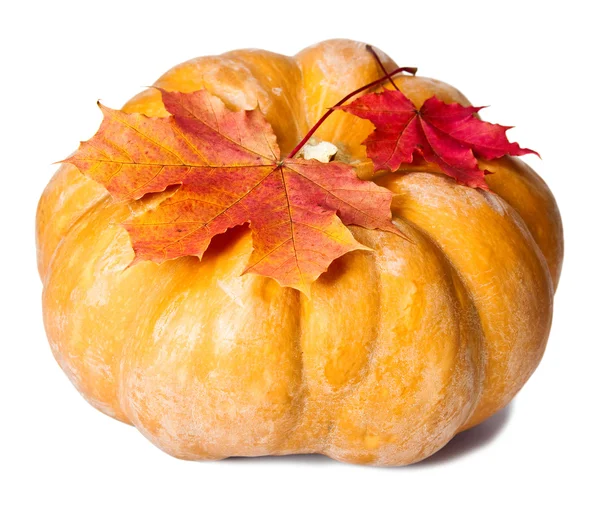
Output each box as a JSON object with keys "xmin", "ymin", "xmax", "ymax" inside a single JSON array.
[
  {"xmin": 320, "ymin": 237, "xmax": 403, "ymax": 463},
  {"xmin": 326, "ymin": 236, "xmax": 383, "ymax": 456},
  {"xmin": 380, "ymin": 171, "xmax": 553, "ymax": 429},
  {"xmin": 36, "ymin": 163, "xmax": 110, "ymax": 280},
  {"xmin": 126, "ymin": 50, "xmax": 308, "ymax": 156},
  {"xmin": 315, "ymin": 223, "xmax": 483, "ymax": 465},
  {"xmin": 388, "ymin": 213, "xmax": 488, "ymax": 435},
  {"xmin": 117, "ymin": 242, "xmax": 308, "ymax": 459},
  {"xmin": 485, "ymin": 156, "xmax": 563, "ymax": 290},
  {"xmin": 270, "ymin": 284, "xmax": 307, "ymax": 455},
  {"xmin": 380, "ymin": 221, "xmax": 484, "ymax": 463},
  {"xmin": 222, "ymin": 49, "xmax": 309, "ymax": 155},
  {"xmin": 42, "ymin": 198, "xmax": 142, "ymax": 423},
  {"xmin": 284, "ymin": 238, "xmax": 382, "ymax": 456},
  {"xmin": 40, "ymin": 189, "xmax": 112, "ymax": 286}
]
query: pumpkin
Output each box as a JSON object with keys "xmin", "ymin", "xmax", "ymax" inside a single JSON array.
[{"xmin": 36, "ymin": 39, "xmax": 563, "ymax": 466}]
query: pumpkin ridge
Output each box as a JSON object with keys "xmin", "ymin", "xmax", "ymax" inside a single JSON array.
[
  {"xmin": 291, "ymin": 52, "xmax": 312, "ymax": 158},
  {"xmin": 41, "ymin": 191, "xmax": 112, "ymax": 285},
  {"xmin": 42, "ymin": 199, "xmax": 143, "ymax": 423},
  {"xmin": 409, "ymin": 221, "xmax": 487, "ymax": 435},
  {"xmin": 315, "ymin": 220, "xmax": 482, "ymax": 465},
  {"xmin": 485, "ymin": 156, "xmax": 563, "ymax": 290},
  {"xmin": 382, "ymin": 171, "xmax": 553, "ymax": 429},
  {"xmin": 36, "ymin": 164, "xmax": 110, "ymax": 280},
  {"xmin": 323, "ymin": 228, "xmax": 383, "ymax": 456},
  {"xmin": 211, "ymin": 49, "xmax": 307, "ymax": 155},
  {"xmin": 389, "ymin": 212, "xmax": 488, "ymax": 437},
  {"xmin": 276, "ymin": 289, "xmax": 309, "ymax": 452}
]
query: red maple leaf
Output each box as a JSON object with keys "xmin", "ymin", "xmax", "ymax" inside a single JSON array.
[{"xmin": 337, "ymin": 90, "xmax": 538, "ymax": 189}]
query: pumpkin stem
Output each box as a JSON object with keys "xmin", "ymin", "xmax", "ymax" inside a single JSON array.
[
  {"xmin": 366, "ymin": 44, "xmax": 400, "ymax": 91},
  {"xmin": 286, "ymin": 64, "xmax": 417, "ymax": 159}
]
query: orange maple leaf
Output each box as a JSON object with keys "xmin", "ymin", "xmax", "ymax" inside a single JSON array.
[{"xmin": 65, "ymin": 88, "xmax": 400, "ymax": 294}]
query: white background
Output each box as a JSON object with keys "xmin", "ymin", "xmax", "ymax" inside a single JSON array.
[{"xmin": 1, "ymin": 0, "xmax": 598, "ymax": 510}]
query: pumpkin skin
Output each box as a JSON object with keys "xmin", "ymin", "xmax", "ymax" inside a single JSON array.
[{"xmin": 36, "ymin": 39, "xmax": 563, "ymax": 466}]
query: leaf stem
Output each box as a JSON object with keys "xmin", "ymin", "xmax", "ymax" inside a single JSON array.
[
  {"xmin": 286, "ymin": 64, "xmax": 417, "ymax": 159},
  {"xmin": 366, "ymin": 44, "xmax": 399, "ymax": 91}
]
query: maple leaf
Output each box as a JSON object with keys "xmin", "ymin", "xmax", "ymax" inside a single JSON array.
[
  {"xmin": 64, "ymin": 88, "xmax": 399, "ymax": 294},
  {"xmin": 337, "ymin": 89, "xmax": 538, "ymax": 189}
]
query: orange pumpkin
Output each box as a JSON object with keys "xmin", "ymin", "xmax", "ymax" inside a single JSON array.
[{"xmin": 36, "ymin": 39, "xmax": 563, "ymax": 466}]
